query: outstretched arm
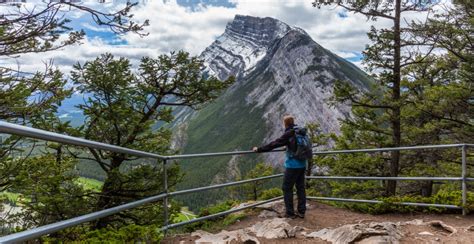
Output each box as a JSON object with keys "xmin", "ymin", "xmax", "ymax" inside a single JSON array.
[{"xmin": 253, "ymin": 130, "xmax": 293, "ymax": 152}]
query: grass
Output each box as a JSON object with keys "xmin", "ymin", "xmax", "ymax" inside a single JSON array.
[
  {"xmin": 1, "ymin": 177, "xmax": 103, "ymax": 206},
  {"xmin": 0, "ymin": 191, "xmax": 21, "ymax": 203},
  {"xmin": 75, "ymin": 177, "xmax": 103, "ymax": 191},
  {"xmin": 173, "ymin": 207, "xmax": 197, "ymax": 223}
]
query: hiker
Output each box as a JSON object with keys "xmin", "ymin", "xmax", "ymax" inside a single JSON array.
[{"xmin": 252, "ymin": 115, "xmax": 312, "ymax": 219}]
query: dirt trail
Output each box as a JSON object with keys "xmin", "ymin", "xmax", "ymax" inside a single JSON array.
[{"xmin": 163, "ymin": 200, "xmax": 474, "ymax": 243}]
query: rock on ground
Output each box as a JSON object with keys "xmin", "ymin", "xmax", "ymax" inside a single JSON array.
[
  {"xmin": 191, "ymin": 229, "xmax": 259, "ymax": 244},
  {"xmin": 427, "ymin": 220, "xmax": 457, "ymax": 235},
  {"xmin": 255, "ymin": 199, "xmax": 313, "ymax": 215},
  {"xmin": 248, "ymin": 218, "xmax": 304, "ymax": 239},
  {"xmin": 192, "ymin": 217, "xmax": 304, "ymax": 243},
  {"xmin": 258, "ymin": 209, "xmax": 279, "ymax": 218},
  {"xmin": 303, "ymin": 222, "xmax": 402, "ymax": 244}
]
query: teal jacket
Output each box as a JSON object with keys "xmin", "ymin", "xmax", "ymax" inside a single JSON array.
[{"xmin": 256, "ymin": 124, "xmax": 307, "ymax": 169}]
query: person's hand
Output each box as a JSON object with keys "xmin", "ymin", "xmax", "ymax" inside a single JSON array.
[{"xmin": 252, "ymin": 147, "xmax": 259, "ymax": 152}]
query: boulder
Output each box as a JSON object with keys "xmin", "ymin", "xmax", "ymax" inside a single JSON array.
[
  {"xmin": 258, "ymin": 210, "xmax": 279, "ymax": 218},
  {"xmin": 191, "ymin": 229, "xmax": 259, "ymax": 244},
  {"xmin": 303, "ymin": 222, "xmax": 402, "ymax": 244},
  {"xmin": 192, "ymin": 217, "xmax": 305, "ymax": 242},
  {"xmin": 255, "ymin": 200, "xmax": 285, "ymax": 214},
  {"xmin": 248, "ymin": 218, "xmax": 303, "ymax": 239},
  {"xmin": 402, "ymin": 219, "xmax": 424, "ymax": 226},
  {"xmin": 427, "ymin": 220, "xmax": 457, "ymax": 236},
  {"xmin": 467, "ymin": 225, "xmax": 474, "ymax": 232}
]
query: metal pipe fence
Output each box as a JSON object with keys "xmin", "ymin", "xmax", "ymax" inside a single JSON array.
[{"xmin": 0, "ymin": 121, "xmax": 472, "ymax": 243}]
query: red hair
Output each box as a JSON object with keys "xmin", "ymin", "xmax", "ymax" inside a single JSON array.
[{"xmin": 283, "ymin": 115, "xmax": 295, "ymax": 127}]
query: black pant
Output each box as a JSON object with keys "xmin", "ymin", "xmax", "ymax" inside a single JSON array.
[{"xmin": 282, "ymin": 168, "xmax": 306, "ymax": 215}]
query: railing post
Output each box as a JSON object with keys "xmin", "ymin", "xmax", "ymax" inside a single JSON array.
[
  {"xmin": 162, "ymin": 158, "xmax": 169, "ymax": 233},
  {"xmin": 461, "ymin": 145, "xmax": 467, "ymax": 216}
]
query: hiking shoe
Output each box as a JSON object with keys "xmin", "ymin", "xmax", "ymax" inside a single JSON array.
[{"xmin": 296, "ymin": 212, "xmax": 305, "ymax": 219}]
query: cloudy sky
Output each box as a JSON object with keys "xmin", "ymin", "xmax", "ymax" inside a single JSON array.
[{"xmin": 2, "ymin": 0, "xmax": 448, "ymax": 76}]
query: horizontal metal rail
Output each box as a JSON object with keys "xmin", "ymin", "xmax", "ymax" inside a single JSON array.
[
  {"xmin": 165, "ymin": 144, "xmax": 322, "ymax": 160},
  {"xmin": 165, "ymin": 149, "xmax": 285, "ymax": 160},
  {"xmin": 307, "ymin": 196, "xmax": 462, "ymax": 209},
  {"xmin": 0, "ymin": 172, "xmax": 282, "ymax": 243},
  {"xmin": 169, "ymin": 174, "xmax": 283, "ymax": 197},
  {"xmin": 307, "ymin": 176, "xmax": 463, "ymax": 181},
  {"xmin": 0, "ymin": 121, "xmax": 164, "ymax": 159},
  {"xmin": 312, "ymin": 144, "xmax": 466, "ymax": 155},
  {"xmin": 0, "ymin": 121, "xmax": 469, "ymax": 160},
  {"xmin": 166, "ymin": 144, "xmax": 469, "ymax": 159},
  {"xmin": 162, "ymin": 196, "xmax": 284, "ymax": 231},
  {"xmin": 0, "ymin": 193, "xmax": 167, "ymax": 243}
]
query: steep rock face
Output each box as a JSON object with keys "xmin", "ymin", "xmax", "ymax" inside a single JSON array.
[
  {"xmin": 244, "ymin": 29, "xmax": 369, "ymax": 164},
  {"xmin": 174, "ymin": 15, "xmax": 371, "ymax": 208},
  {"xmin": 200, "ymin": 15, "xmax": 304, "ymax": 80}
]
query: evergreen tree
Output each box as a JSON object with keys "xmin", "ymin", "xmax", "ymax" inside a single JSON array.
[
  {"xmin": 400, "ymin": 0, "xmax": 473, "ymax": 196},
  {"xmin": 314, "ymin": 0, "xmax": 442, "ymax": 195},
  {"xmin": 242, "ymin": 163, "xmax": 273, "ymax": 201},
  {"xmin": 314, "ymin": 1, "xmax": 472, "ymax": 201},
  {"xmin": 70, "ymin": 52, "xmax": 234, "ymax": 228},
  {"xmin": 1, "ymin": 0, "xmax": 146, "ymax": 201}
]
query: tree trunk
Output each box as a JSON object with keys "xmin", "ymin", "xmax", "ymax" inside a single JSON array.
[
  {"xmin": 95, "ymin": 156, "xmax": 124, "ymax": 228},
  {"xmin": 421, "ymin": 181, "xmax": 433, "ymax": 197},
  {"xmin": 387, "ymin": 0, "xmax": 402, "ymax": 196},
  {"xmin": 253, "ymin": 183, "xmax": 258, "ymax": 201},
  {"xmin": 421, "ymin": 152, "xmax": 438, "ymax": 197}
]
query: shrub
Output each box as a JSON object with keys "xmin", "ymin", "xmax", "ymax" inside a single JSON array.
[{"xmin": 258, "ymin": 188, "xmax": 283, "ymax": 200}]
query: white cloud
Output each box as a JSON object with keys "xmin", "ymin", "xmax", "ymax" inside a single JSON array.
[
  {"xmin": 2, "ymin": 36, "xmax": 157, "ymax": 75},
  {"xmin": 4, "ymin": 0, "xmax": 451, "ymax": 75}
]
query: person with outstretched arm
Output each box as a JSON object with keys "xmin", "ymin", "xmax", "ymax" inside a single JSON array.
[{"xmin": 252, "ymin": 115, "xmax": 311, "ymax": 219}]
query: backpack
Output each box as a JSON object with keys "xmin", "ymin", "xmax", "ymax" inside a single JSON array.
[{"xmin": 288, "ymin": 127, "xmax": 313, "ymax": 161}]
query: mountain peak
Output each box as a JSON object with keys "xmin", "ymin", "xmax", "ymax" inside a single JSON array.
[
  {"xmin": 225, "ymin": 15, "xmax": 293, "ymax": 46},
  {"xmin": 200, "ymin": 15, "xmax": 305, "ymax": 80}
]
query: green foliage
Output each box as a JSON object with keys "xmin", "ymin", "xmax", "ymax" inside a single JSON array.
[
  {"xmin": 242, "ymin": 163, "xmax": 274, "ymax": 201},
  {"xmin": 76, "ymin": 224, "xmax": 162, "ymax": 243},
  {"xmin": 7, "ymin": 155, "xmax": 93, "ymax": 234},
  {"xmin": 312, "ymin": 0, "xmax": 473, "ymax": 206},
  {"xmin": 0, "ymin": 192, "xmax": 20, "ymax": 205},
  {"xmin": 199, "ymin": 200, "xmax": 238, "ymax": 217},
  {"xmin": 182, "ymin": 200, "xmax": 244, "ymax": 232},
  {"xmin": 172, "ymin": 207, "xmax": 197, "ymax": 223},
  {"xmin": 1, "ymin": 50, "xmax": 232, "ymax": 239},
  {"xmin": 76, "ymin": 177, "xmax": 103, "ymax": 192},
  {"xmin": 222, "ymin": 213, "xmax": 246, "ymax": 226},
  {"xmin": 68, "ymin": 51, "xmax": 233, "ymax": 227},
  {"xmin": 259, "ymin": 188, "xmax": 283, "ymax": 200},
  {"xmin": 0, "ymin": 67, "xmax": 72, "ymax": 193},
  {"xmin": 336, "ymin": 188, "xmax": 474, "ymax": 215}
]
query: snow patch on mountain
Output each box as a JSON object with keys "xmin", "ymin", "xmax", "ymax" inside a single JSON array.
[{"xmin": 200, "ymin": 15, "xmax": 305, "ymax": 80}]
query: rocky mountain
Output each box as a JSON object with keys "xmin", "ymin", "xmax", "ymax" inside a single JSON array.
[{"xmin": 173, "ymin": 15, "xmax": 371, "ymax": 208}]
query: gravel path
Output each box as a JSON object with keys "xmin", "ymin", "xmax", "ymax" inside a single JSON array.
[{"xmin": 163, "ymin": 200, "xmax": 474, "ymax": 243}]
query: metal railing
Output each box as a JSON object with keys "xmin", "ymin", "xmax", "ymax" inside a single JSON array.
[{"xmin": 0, "ymin": 121, "xmax": 472, "ymax": 243}]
